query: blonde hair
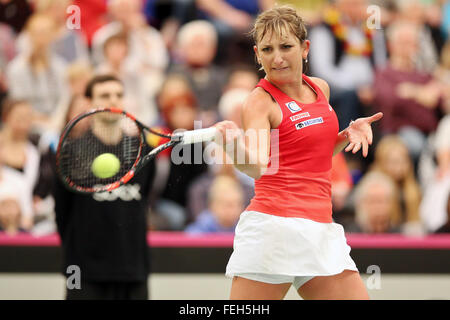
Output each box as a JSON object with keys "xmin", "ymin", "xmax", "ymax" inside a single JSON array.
[
  {"xmin": 66, "ymin": 62, "xmax": 93, "ymax": 82},
  {"xmin": 24, "ymin": 13, "xmax": 56, "ymax": 33},
  {"xmin": 250, "ymin": 5, "xmax": 308, "ymax": 46},
  {"xmin": 34, "ymin": 0, "xmax": 71, "ymax": 12},
  {"xmin": 372, "ymin": 135, "xmax": 422, "ymax": 225}
]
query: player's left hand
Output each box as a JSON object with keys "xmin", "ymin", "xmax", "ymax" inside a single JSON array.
[{"xmin": 344, "ymin": 112, "xmax": 383, "ymax": 157}]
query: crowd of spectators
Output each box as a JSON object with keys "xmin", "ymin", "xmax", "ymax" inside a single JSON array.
[{"xmin": 0, "ymin": 0, "xmax": 449, "ymax": 237}]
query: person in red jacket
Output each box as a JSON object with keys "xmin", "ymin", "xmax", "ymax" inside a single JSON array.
[{"xmin": 213, "ymin": 5, "xmax": 382, "ymax": 300}]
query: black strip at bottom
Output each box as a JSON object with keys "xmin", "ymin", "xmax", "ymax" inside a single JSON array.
[{"xmin": 0, "ymin": 246, "xmax": 449, "ymax": 274}]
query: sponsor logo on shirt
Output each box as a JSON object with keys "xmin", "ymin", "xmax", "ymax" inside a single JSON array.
[
  {"xmin": 295, "ymin": 117, "xmax": 324, "ymax": 130},
  {"xmin": 93, "ymin": 184, "xmax": 142, "ymax": 202},
  {"xmin": 286, "ymin": 101, "xmax": 302, "ymax": 113},
  {"xmin": 290, "ymin": 112, "xmax": 310, "ymax": 122}
]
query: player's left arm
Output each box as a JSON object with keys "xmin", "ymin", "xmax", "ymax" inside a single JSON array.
[{"xmin": 310, "ymin": 77, "xmax": 383, "ymax": 158}]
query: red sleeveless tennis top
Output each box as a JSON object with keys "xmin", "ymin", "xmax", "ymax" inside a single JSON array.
[{"xmin": 246, "ymin": 74, "xmax": 339, "ymax": 223}]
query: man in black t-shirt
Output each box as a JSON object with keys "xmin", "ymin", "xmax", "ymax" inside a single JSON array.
[{"xmin": 53, "ymin": 75, "xmax": 155, "ymax": 299}]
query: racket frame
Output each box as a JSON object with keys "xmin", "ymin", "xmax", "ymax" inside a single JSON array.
[{"xmin": 56, "ymin": 107, "xmax": 177, "ymax": 194}]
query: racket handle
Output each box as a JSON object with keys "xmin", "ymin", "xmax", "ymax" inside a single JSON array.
[{"xmin": 174, "ymin": 127, "xmax": 218, "ymax": 145}]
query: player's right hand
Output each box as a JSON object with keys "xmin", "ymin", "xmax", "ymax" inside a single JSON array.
[{"xmin": 213, "ymin": 120, "xmax": 243, "ymax": 146}]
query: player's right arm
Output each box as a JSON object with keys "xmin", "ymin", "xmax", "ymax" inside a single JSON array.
[{"xmin": 214, "ymin": 88, "xmax": 274, "ymax": 180}]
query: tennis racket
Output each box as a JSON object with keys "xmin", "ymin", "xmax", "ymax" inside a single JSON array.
[{"xmin": 56, "ymin": 107, "xmax": 217, "ymax": 194}]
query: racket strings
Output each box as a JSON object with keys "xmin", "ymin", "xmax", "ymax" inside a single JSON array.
[{"xmin": 58, "ymin": 112, "xmax": 142, "ymax": 191}]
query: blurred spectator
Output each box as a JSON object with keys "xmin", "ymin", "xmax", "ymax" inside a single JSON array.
[
  {"xmin": 277, "ymin": 0, "xmax": 329, "ymax": 26},
  {"xmin": 149, "ymin": 74, "xmax": 208, "ymax": 230},
  {"xmin": 331, "ymin": 152, "xmax": 354, "ymax": 228},
  {"xmin": 196, "ymin": 0, "xmax": 274, "ymax": 65},
  {"xmin": 196, "ymin": 0, "xmax": 266, "ymax": 32},
  {"xmin": 424, "ymin": 0, "xmax": 446, "ymax": 55},
  {"xmin": 373, "ymin": 21, "xmax": 441, "ymax": 161},
  {"xmin": 97, "ymin": 33, "xmax": 129, "ymax": 77},
  {"xmin": 171, "ymin": 20, "xmax": 227, "ymax": 126},
  {"xmin": 347, "ymin": 170, "xmax": 401, "ymax": 234},
  {"xmin": 394, "ymin": 0, "xmax": 440, "ymax": 73},
  {"xmin": 187, "ymin": 87, "xmax": 254, "ymax": 220},
  {"xmin": 0, "ymin": 22, "xmax": 16, "ymax": 106},
  {"xmin": 435, "ymin": 115, "xmax": 450, "ymax": 178},
  {"xmin": 419, "ymin": 114, "xmax": 450, "ymax": 233},
  {"xmin": 218, "ymin": 88, "xmax": 250, "ymax": 125},
  {"xmin": 187, "ymin": 163, "xmax": 254, "ymax": 222},
  {"xmin": 32, "ymin": 94, "xmax": 90, "ymax": 236},
  {"xmin": 144, "ymin": 0, "xmax": 197, "ymax": 50},
  {"xmin": 96, "ymin": 33, "xmax": 161, "ymax": 125},
  {"xmin": 420, "ymin": 169, "xmax": 450, "ymax": 233},
  {"xmin": 417, "ymin": 42, "xmax": 450, "ymax": 188},
  {"xmin": 371, "ymin": 135, "xmax": 424, "ymax": 235},
  {"xmin": 66, "ymin": 62, "xmax": 93, "ymax": 97},
  {"xmin": 0, "ymin": 143, "xmax": 34, "ymax": 234},
  {"xmin": 0, "ymin": 0, "xmax": 32, "ymax": 34},
  {"xmin": 0, "ymin": 197, "xmax": 22, "ymax": 234},
  {"xmin": 434, "ymin": 40, "xmax": 450, "ymax": 114},
  {"xmin": 0, "ymin": 99, "xmax": 39, "ymax": 231},
  {"xmin": 434, "ymin": 191, "xmax": 450, "ymax": 233},
  {"xmin": 73, "ymin": 0, "xmax": 108, "ymax": 47},
  {"xmin": 185, "ymin": 174, "xmax": 244, "ymax": 233},
  {"xmin": 224, "ymin": 64, "xmax": 259, "ymax": 93},
  {"xmin": 91, "ymin": 0, "xmax": 169, "ymax": 73},
  {"xmin": 53, "ymin": 75, "xmax": 155, "ymax": 300},
  {"xmin": 17, "ymin": 0, "xmax": 90, "ymax": 64},
  {"xmin": 309, "ymin": 0, "xmax": 387, "ymax": 131},
  {"xmin": 0, "ymin": 22, "xmax": 16, "ymax": 72},
  {"xmin": 418, "ymin": 41, "xmax": 450, "ymax": 190},
  {"xmin": 6, "ymin": 13, "xmax": 68, "ymax": 135},
  {"xmin": 34, "ymin": 61, "xmax": 93, "ymax": 140},
  {"xmin": 370, "ymin": 0, "xmax": 397, "ymax": 29}
]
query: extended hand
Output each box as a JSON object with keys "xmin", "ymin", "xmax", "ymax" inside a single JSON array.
[
  {"xmin": 344, "ymin": 112, "xmax": 383, "ymax": 157},
  {"xmin": 213, "ymin": 120, "xmax": 242, "ymax": 146}
]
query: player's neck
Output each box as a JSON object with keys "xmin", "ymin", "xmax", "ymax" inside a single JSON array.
[{"xmin": 269, "ymin": 78, "xmax": 308, "ymax": 103}]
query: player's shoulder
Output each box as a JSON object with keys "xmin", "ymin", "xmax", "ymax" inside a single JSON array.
[
  {"xmin": 309, "ymin": 76, "xmax": 330, "ymax": 101},
  {"xmin": 242, "ymin": 87, "xmax": 275, "ymax": 113}
]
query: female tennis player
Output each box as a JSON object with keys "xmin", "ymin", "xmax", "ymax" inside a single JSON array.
[{"xmin": 214, "ymin": 6, "xmax": 382, "ymax": 300}]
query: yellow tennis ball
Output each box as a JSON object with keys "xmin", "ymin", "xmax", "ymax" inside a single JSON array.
[{"xmin": 91, "ymin": 153, "xmax": 121, "ymax": 179}]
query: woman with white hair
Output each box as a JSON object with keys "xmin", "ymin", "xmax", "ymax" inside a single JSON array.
[
  {"xmin": 348, "ymin": 171, "xmax": 402, "ymax": 234},
  {"xmin": 170, "ymin": 20, "xmax": 228, "ymax": 126}
]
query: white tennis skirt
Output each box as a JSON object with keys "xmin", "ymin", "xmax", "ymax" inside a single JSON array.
[{"xmin": 225, "ymin": 211, "xmax": 358, "ymax": 278}]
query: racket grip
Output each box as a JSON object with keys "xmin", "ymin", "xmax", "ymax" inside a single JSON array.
[{"xmin": 176, "ymin": 127, "xmax": 217, "ymax": 145}]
